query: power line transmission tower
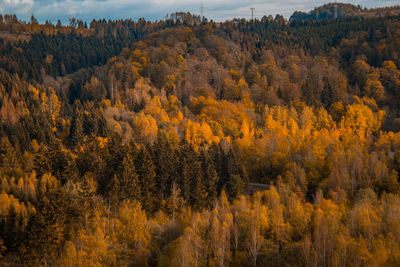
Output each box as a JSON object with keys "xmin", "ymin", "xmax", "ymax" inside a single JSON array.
[{"xmin": 250, "ymin": 7, "xmax": 255, "ymax": 20}]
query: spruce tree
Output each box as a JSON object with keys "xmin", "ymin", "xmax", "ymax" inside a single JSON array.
[
  {"xmin": 200, "ymin": 149, "xmax": 219, "ymax": 207},
  {"xmin": 120, "ymin": 153, "xmax": 141, "ymax": 201},
  {"xmin": 135, "ymin": 146, "xmax": 157, "ymax": 212}
]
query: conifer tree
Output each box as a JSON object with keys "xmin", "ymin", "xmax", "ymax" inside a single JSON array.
[
  {"xmin": 136, "ymin": 146, "xmax": 157, "ymax": 212},
  {"xmin": 120, "ymin": 153, "xmax": 140, "ymax": 201}
]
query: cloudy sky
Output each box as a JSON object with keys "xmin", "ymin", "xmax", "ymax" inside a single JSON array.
[{"xmin": 0, "ymin": 0, "xmax": 398, "ymax": 23}]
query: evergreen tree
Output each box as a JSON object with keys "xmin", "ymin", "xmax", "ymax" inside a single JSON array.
[
  {"xmin": 200, "ymin": 149, "xmax": 219, "ymax": 207},
  {"xmin": 25, "ymin": 193, "xmax": 65, "ymax": 266},
  {"xmin": 120, "ymin": 153, "xmax": 141, "ymax": 201},
  {"xmin": 70, "ymin": 104, "xmax": 84, "ymax": 146},
  {"xmin": 152, "ymin": 137, "xmax": 179, "ymax": 200},
  {"xmin": 135, "ymin": 146, "xmax": 157, "ymax": 212}
]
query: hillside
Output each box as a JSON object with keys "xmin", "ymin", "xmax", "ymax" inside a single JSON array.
[
  {"xmin": 0, "ymin": 6, "xmax": 400, "ymax": 266},
  {"xmin": 290, "ymin": 3, "xmax": 400, "ymax": 21}
]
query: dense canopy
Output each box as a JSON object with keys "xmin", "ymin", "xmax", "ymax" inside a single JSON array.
[{"xmin": 1, "ymin": 4, "xmax": 400, "ymax": 266}]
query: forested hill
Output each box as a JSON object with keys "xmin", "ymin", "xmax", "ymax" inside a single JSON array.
[
  {"xmin": 290, "ymin": 3, "xmax": 400, "ymax": 21},
  {"xmin": 1, "ymin": 5, "xmax": 400, "ymax": 266},
  {"xmin": 0, "ymin": 16, "xmax": 177, "ymax": 81}
]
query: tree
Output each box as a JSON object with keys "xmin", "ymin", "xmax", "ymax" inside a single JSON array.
[
  {"xmin": 120, "ymin": 153, "xmax": 140, "ymax": 201},
  {"xmin": 25, "ymin": 194, "xmax": 65, "ymax": 266},
  {"xmin": 247, "ymin": 193, "xmax": 269, "ymax": 267},
  {"xmin": 210, "ymin": 191, "xmax": 233, "ymax": 267},
  {"xmin": 200, "ymin": 149, "xmax": 219, "ymax": 207},
  {"xmin": 70, "ymin": 104, "xmax": 84, "ymax": 146},
  {"xmin": 136, "ymin": 146, "xmax": 157, "ymax": 212},
  {"xmin": 313, "ymin": 198, "xmax": 343, "ymax": 267},
  {"xmin": 114, "ymin": 200, "xmax": 150, "ymax": 264}
]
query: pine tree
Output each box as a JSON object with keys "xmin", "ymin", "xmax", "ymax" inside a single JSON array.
[
  {"xmin": 120, "ymin": 153, "xmax": 140, "ymax": 201},
  {"xmin": 25, "ymin": 194, "xmax": 65, "ymax": 266},
  {"xmin": 200, "ymin": 149, "xmax": 219, "ymax": 207},
  {"xmin": 97, "ymin": 134, "xmax": 125, "ymax": 196},
  {"xmin": 70, "ymin": 101, "xmax": 84, "ymax": 146},
  {"xmin": 108, "ymin": 174, "xmax": 120, "ymax": 208},
  {"xmin": 225, "ymin": 150, "xmax": 248, "ymax": 199},
  {"xmin": 152, "ymin": 137, "xmax": 178, "ymax": 200},
  {"xmin": 190, "ymin": 159, "xmax": 206, "ymax": 210},
  {"xmin": 136, "ymin": 146, "xmax": 157, "ymax": 212}
]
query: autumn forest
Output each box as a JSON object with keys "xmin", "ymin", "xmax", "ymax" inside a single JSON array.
[{"xmin": 1, "ymin": 2, "xmax": 400, "ymax": 266}]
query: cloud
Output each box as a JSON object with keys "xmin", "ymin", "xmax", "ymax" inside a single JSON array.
[
  {"xmin": 1, "ymin": 0, "xmax": 34, "ymax": 13},
  {"xmin": 0, "ymin": 0, "xmax": 397, "ymax": 23}
]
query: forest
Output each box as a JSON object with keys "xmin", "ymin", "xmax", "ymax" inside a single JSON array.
[{"xmin": 1, "ymin": 2, "xmax": 400, "ymax": 266}]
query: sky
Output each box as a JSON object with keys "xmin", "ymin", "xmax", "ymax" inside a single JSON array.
[{"xmin": 0, "ymin": 0, "xmax": 398, "ymax": 23}]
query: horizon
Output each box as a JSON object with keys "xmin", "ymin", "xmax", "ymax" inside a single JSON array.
[{"xmin": 0, "ymin": 0, "xmax": 398, "ymax": 24}]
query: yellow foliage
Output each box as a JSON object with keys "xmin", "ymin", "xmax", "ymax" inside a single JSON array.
[
  {"xmin": 114, "ymin": 100, "xmax": 125, "ymax": 109},
  {"xmin": 96, "ymin": 137, "xmax": 108, "ymax": 148},
  {"xmin": 341, "ymin": 98, "xmax": 385, "ymax": 143},
  {"xmin": 0, "ymin": 193, "xmax": 11, "ymax": 216},
  {"xmin": 143, "ymin": 96, "xmax": 170, "ymax": 122},
  {"xmin": 382, "ymin": 60, "xmax": 397, "ymax": 70},
  {"xmin": 74, "ymin": 227, "xmax": 111, "ymax": 267},
  {"xmin": 40, "ymin": 173, "xmax": 59, "ymax": 194},
  {"xmin": 101, "ymin": 99, "xmax": 112, "ymax": 107},
  {"xmin": 191, "ymin": 96, "xmax": 251, "ymax": 138},
  {"xmin": 115, "ymin": 200, "xmax": 150, "ymax": 249},
  {"xmin": 185, "ymin": 120, "xmax": 220, "ymax": 148},
  {"xmin": 133, "ymin": 113, "xmax": 158, "ymax": 142},
  {"xmin": 29, "ymin": 86, "xmax": 40, "ymax": 101}
]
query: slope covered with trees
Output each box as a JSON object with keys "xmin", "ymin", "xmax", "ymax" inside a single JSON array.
[
  {"xmin": 290, "ymin": 3, "xmax": 400, "ymax": 21},
  {"xmin": 1, "ymin": 3, "xmax": 400, "ymax": 266}
]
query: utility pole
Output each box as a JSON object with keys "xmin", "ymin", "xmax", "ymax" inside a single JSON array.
[
  {"xmin": 251, "ymin": 7, "xmax": 255, "ymax": 20},
  {"xmin": 201, "ymin": 3, "xmax": 204, "ymax": 20}
]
